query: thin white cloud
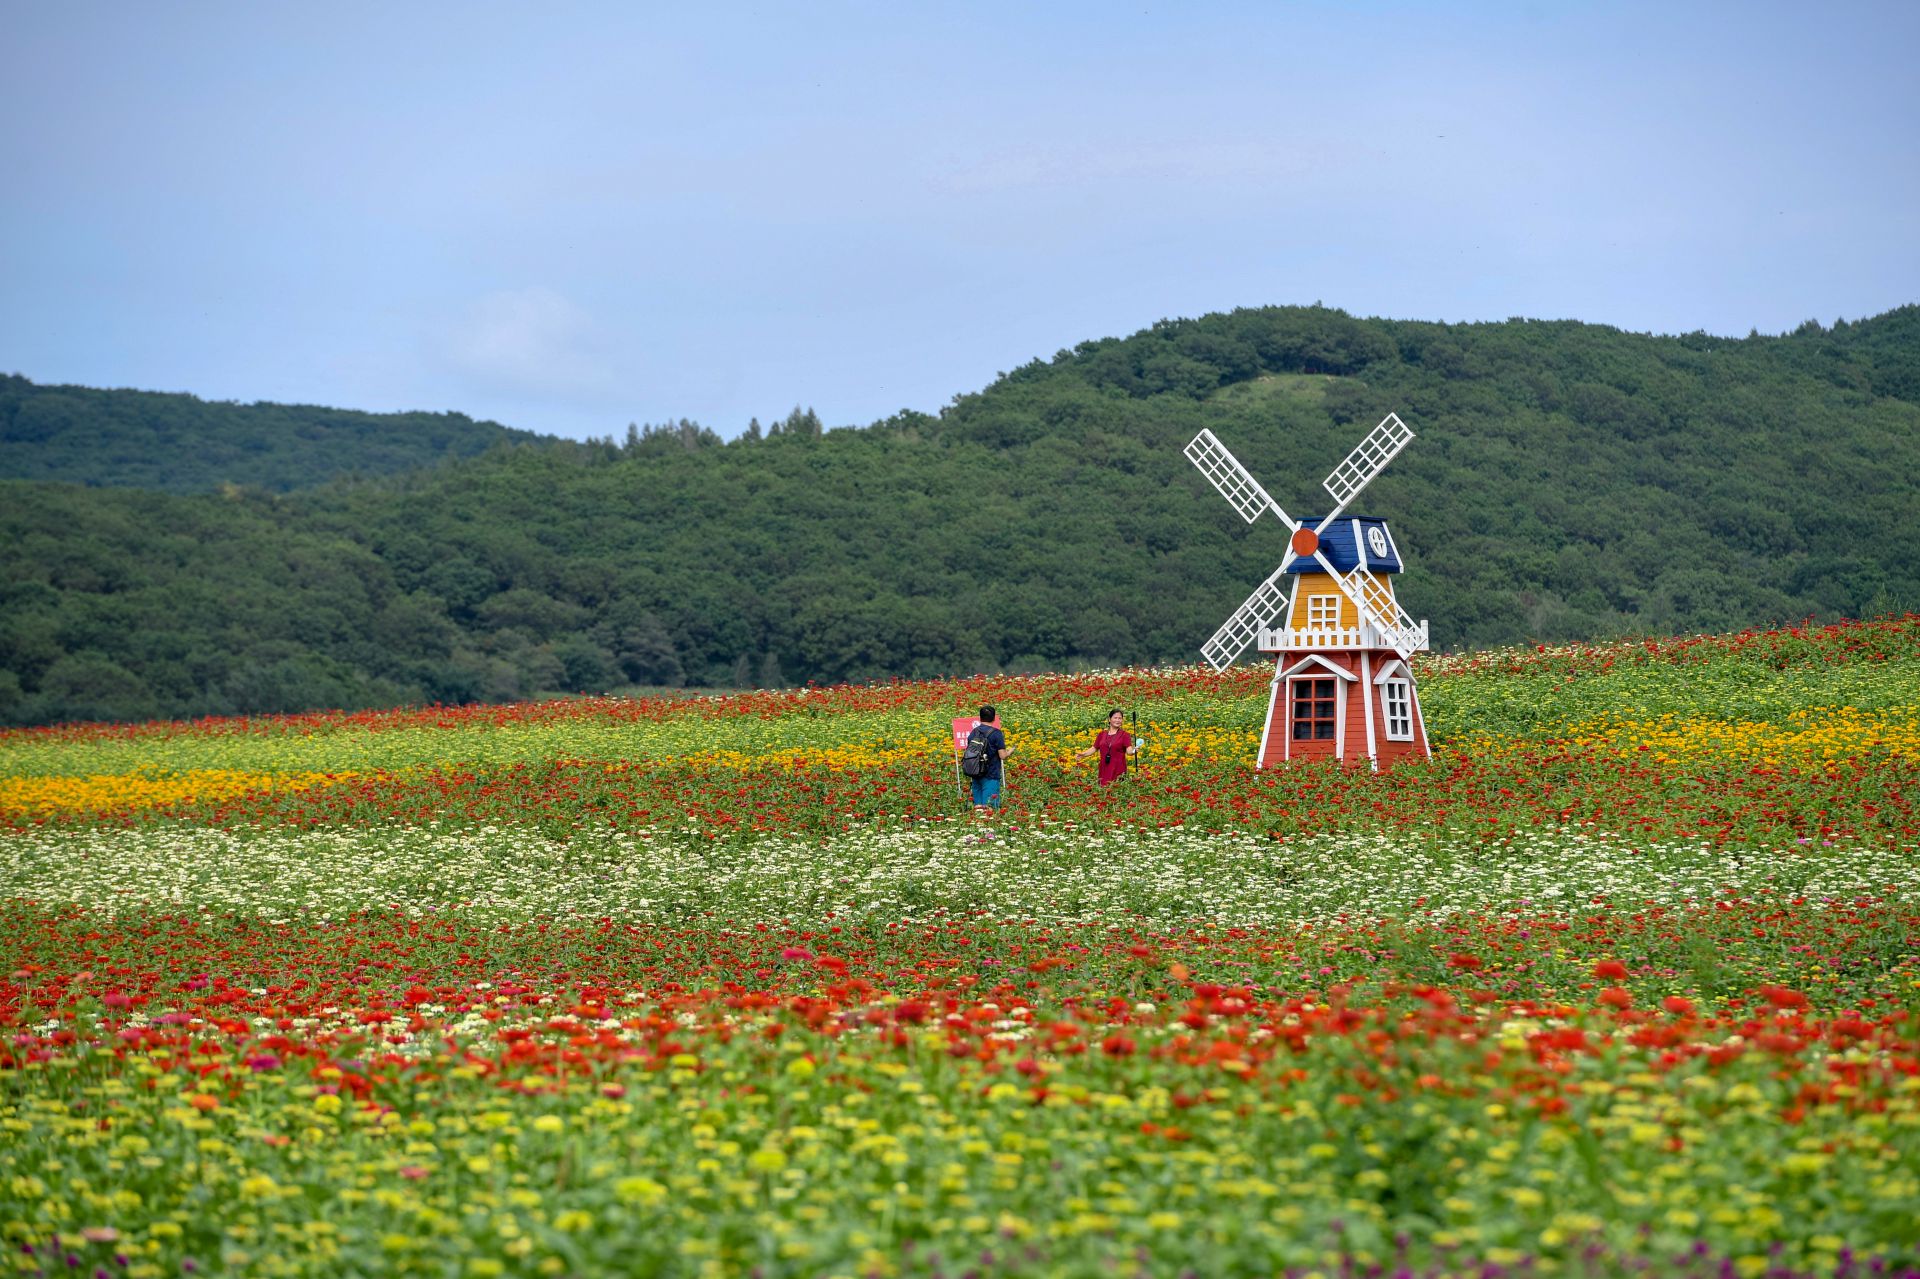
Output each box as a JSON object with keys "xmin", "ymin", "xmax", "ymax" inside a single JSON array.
[{"xmin": 437, "ymin": 286, "xmax": 615, "ymax": 398}]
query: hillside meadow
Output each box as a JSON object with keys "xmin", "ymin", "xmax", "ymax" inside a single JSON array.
[{"xmin": 2, "ymin": 618, "xmax": 1918, "ymax": 1276}]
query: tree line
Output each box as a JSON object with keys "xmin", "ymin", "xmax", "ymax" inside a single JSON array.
[
  {"xmin": 0, "ymin": 374, "xmax": 545, "ymax": 493},
  {"xmin": 2, "ymin": 304, "xmax": 1917, "ymax": 726}
]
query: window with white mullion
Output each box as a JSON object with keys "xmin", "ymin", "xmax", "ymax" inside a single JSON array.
[
  {"xmin": 1305, "ymin": 594, "xmax": 1340, "ymax": 629},
  {"xmin": 1290, "ymin": 677, "xmax": 1338, "ymax": 741},
  {"xmin": 1382, "ymin": 679, "xmax": 1413, "ymax": 740}
]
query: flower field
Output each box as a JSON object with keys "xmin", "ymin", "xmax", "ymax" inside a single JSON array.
[{"xmin": 3, "ymin": 619, "xmax": 1919, "ymax": 1278}]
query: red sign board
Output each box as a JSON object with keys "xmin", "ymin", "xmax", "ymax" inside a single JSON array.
[{"xmin": 952, "ymin": 717, "xmax": 982, "ymax": 757}]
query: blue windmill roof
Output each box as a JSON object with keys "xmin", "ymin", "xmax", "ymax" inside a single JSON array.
[{"xmin": 1284, "ymin": 516, "xmax": 1405, "ymax": 575}]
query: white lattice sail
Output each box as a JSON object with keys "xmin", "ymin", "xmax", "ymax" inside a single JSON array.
[
  {"xmin": 1335, "ymin": 563, "xmax": 1425, "ymax": 655},
  {"xmin": 1321, "ymin": 413, "xmax": 1414, "ymax": 512},
  {"xmin": 1201, "ymin": 564, "xmax": 1292, "ymax": 670},
  {"xmin": 1186, "ymin": 429, "xmax": 1285, "ymax": 526}
]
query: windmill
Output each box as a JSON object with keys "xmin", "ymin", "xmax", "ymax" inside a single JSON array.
[{"xmin": 1185, "ymin": 413, "xmax": 1431, "ymax": 769}]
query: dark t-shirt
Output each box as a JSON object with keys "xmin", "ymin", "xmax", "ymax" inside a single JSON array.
[{"xmin": 973, "ymin": 725, "xmax": 1006, "ymax": 781}]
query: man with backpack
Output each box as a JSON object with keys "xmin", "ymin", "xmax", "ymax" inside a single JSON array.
[{"xmin": 958, "ymin": 705, "xmax": 1011, "ymax": 819}]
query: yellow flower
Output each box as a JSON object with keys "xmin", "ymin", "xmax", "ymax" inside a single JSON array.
[
  {"xmin": 0, "ymin": 767, "xmax": 360, "ymax": 818},
  {"xmin": 615, "ymin": 1176, "xmax": 666, "ymax": 1205}
]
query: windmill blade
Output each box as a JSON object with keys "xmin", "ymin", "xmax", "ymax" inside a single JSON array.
[
  {"xmin": 1311, "ymin": 545, "xmax": 1410, "ymax": 654},
  {"xmin": 1200, "ymin": 562, "xmax": 1294, "ymax": 671},
  {"xmin": 1309, "ymin": 543, "xmax": 1426, "ymax": 656},
  {"xmin": 1341, "ymin": 565, "xmax": 1425, "ymax": 653},
  {"xmin": 1319, "ymin": 413, "xmax": 1414, "ymax": 523},
  {"xmin": 1186, "ymin": 429, "xmax": 1296, "ymax": 528}
]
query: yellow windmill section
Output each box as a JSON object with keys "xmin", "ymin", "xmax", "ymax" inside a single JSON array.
[
  {"xmin": 1289, "ymin": 572, "xmax": 1407, "ymax": 631},
  {"xmin": 1290, "ymin": 573, "xmax": 1359, "ymax": 629}
]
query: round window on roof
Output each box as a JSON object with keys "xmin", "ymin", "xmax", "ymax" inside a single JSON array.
[{"xmin": 1366, "ymin": 526, "xmax": 1389, "ymax": 557}]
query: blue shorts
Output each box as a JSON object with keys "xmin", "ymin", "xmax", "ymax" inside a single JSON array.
[{"xmin": 970, "ymin": 777, "xmax": 1002, "ymax": 808}]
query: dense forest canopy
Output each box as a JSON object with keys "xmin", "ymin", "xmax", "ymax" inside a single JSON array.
[
  {"xmin": 3, "ymin": 304, "xmax": 1917, "ymax": 727},
  {"xmin": 0, "ymin": 374, "xmax": 544, "ymax": 493}
]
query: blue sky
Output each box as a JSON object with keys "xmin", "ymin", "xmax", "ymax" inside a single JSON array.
[{"xmin": 3, "ymin": 1, "xmax": 1915, "ymax": 440}]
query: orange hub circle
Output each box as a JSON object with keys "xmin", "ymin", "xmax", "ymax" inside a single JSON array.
[{"xmin": 1290, "ymin": 527, "xmax": 1319, "ymax": 557}]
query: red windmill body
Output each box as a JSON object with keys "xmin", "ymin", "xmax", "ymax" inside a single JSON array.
[{"xmin": 1185, "ymin": 414, "xmax": 1432, "ymax": 770}]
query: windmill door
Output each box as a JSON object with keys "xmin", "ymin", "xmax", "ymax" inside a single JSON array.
[{"xmin": 1268, "ymin": 656, "xmax": 1357, "ymax": 764}]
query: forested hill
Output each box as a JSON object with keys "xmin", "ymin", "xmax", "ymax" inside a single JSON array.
[
  {"xmin": 3, "ymin": 304, "xmax": 1918, "ymax": 727},
  {"xmin": 0, "ymin": 374, "xmax": 552, "ymax": 493}
]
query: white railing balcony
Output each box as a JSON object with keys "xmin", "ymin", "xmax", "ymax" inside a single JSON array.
[{"xmin": 1257, "ymin": 621, "xmax": 1429, "ymax": 653}]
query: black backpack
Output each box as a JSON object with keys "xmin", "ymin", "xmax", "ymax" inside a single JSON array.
[{"xmin": 959, "ymin": 725, "xmax": 995, "ymax": 779}]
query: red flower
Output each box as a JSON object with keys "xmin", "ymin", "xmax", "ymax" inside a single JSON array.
[
  {"xmin": 1592, "ymin": 960, "xmax": 1629, "ymax": 980},
  {"xmin": 1447, "ymin": 953, "xmax": 1483, "ymax": 971}
]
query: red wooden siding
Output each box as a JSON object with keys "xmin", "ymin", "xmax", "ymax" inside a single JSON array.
[{"xmin": 1258, "ymin": 650, "xmax": 1429, "ymax": 770}]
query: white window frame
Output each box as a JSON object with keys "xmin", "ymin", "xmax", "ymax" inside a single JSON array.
[
  {"xmin": 1381, "ymin": 678, "xmax": 1413, "ymax": 741},
  {"xmin": 1288, "ymin": 674, "xmax": 1341, "ymax": 744},
  {"xmin": 1305, "ymin": 594, "xmax": 1340, "ymax": 628},
  {"xmin": 1281, "ymin": 655, "xmax": 1354, "ymax": 760},
  {"xmin": 1373, "ymin": 659, "xmax": 1415, "ymax": 743}
]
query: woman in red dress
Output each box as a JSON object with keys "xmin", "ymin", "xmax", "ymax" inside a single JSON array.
[{"xmin": 1077, "ymin": 708, "xmax": 1139, "ymax": 786}]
